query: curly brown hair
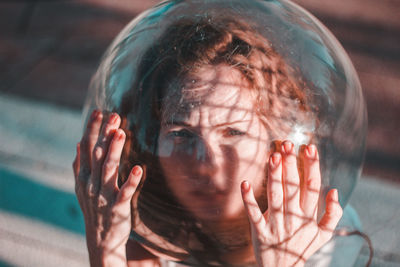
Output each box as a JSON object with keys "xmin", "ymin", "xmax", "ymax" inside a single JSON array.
[{"xmin": 118, "ymin": 16, "xmax": 313, "ymax": 265}]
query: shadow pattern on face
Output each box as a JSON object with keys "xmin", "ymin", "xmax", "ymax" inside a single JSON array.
[{"xmin": 115, "ymin": 15, "xmax": 315, "ymax": 266}]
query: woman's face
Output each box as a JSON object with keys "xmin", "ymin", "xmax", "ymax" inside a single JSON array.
[{"xmin": 157, "ymin": 65, "xmax": 270, "ymax": 222}]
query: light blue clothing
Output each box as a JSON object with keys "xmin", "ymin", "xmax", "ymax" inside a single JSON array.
[
  {"xmin": 306, "ymin": 205, "xmax": 364, "ymax": 267},
  {"xmin": 161, "ymin": 205, "xmax": 364, "ymax": 267}
]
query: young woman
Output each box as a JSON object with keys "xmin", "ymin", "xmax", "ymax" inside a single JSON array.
[{"xmin": 73, "ymin": 17, "xmax": 343, "ymax": 267}]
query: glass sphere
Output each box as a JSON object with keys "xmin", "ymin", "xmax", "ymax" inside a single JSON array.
[{"xmin": 83, "ymin": 0, "xmax": 367, "ymax": 265}]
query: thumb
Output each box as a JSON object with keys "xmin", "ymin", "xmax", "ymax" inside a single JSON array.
[{"xmin": 318, "ymin": 189, "xmax": 343, "ymax": 243}]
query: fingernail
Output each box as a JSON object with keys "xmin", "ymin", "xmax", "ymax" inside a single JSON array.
[
  {"xmin": 109, "ymin": 113, "xmax": 118, "ymax": 123},
  {"xmin": 332, "ymin": 189, "xmax": 339, "ymax": 201},
  {"xmin": 306, "ymin": 144, "xmax": 316, "ymax": 158},
  {"xmin": 241, "ymin": 180, "xmax": 250, "ymax": 192},
  {"xmin": 270, "ymin": 152, "xmax": 281, "ymax": 166},
  {"xmin": 117, "ymin": 129, "xmax": 125, "ymax": 140},
  {"xmin": 90, "ymin": 110, "xmax": 98, "ymax": 120},
  {"xmin": 282, "ymin": 141, "xmax": 293, "ymax": 154},
  {"xmin": 132, "ymin": 166, "xmax": 142, "ymax": 176},
  {"xmin": 95, "ymin": 110, "xmax": 103, "ymax": 122},
  {"xmin": 113, "ymin": 130, "xmax": 120, "ymax": 140}
]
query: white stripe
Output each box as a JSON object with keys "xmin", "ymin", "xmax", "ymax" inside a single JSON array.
[
  {"xmin": 0, "ymin": 92, "xmax": 82, "ymax": 192},
  {"xmin": 0, "ymin": 211, "xmax": 88, "ymax": 267}
]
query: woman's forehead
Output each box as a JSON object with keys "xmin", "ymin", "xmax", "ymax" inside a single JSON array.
[
  {"xmin": 161, "ymin": 65, "xmax": 257, "ymax": 124},
  {"xmin": 164, "ymin": 65, "xmax": 254, "ymax": 108},
  {"xmin": 183, "ymin": 64, "xmax": 250, "ymax": 90}
]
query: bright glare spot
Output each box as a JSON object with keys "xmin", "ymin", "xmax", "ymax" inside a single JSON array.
[{"xmin": 288, "ymin": 124, "xmax": 311, "ymax": 148}]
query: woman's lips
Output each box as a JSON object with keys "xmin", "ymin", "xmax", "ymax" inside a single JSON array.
[
  {"xmin": 184, "ymin": 175, "xmax": 230, "ymax": 202},
  {"xmin": 190, "ymin": 190, "xmax": 226, "ymax": 202}
]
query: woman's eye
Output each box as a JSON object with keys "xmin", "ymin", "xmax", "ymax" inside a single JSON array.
[
  {"xmin": 170, "ymin": 129, "xmax": 193, "ymax": 138},
  {"xmin": 224, "ymin": 128, "xmax": 246, "ymax": 137}
]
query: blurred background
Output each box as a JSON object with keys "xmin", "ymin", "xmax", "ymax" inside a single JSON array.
[{"xmin": 0, "ymin": 0, "xmax": 399, "ymax": 266}]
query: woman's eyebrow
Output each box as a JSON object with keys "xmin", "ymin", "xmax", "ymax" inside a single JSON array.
[
  {"xmin": 213, "ymin": 119, "xmax": 251, "ymax": 127},
  {"xmin": 163, "ymin": 119, "xmax": 251, "ymax": 127},
  {"xmin": 162, "ymin": 120, "xmax": 192, "ymax": 127}
]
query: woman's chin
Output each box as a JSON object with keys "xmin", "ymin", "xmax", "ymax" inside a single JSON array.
[{"xmin": 192, "ymin": 207, "xmax": 247, "ymax": 224}]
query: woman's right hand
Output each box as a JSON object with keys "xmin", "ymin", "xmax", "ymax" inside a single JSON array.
[
  {"xmin": 73, "ymin": 110, "xmax": 159, "ymax": 267},
  {"xmin": 241, "ymin": 141, "xmax": 343, "ymax": 267}
]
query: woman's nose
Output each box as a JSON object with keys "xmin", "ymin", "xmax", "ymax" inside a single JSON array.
[
  {"xmin": 195, "ymin": 137, "xmax": 217, "ymax": 174},
  {"xmin": 193, "ymin": 137, "xmax": 232, "ymax": 191}
]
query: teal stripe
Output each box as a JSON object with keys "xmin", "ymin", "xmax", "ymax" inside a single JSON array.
[
  {"xmin": 0, "ymin": 259, "xmax": 14, "ymax": 267},
  {"xmin": 0, "ymin": 167, "xmax": 85, "ymax": 235}
]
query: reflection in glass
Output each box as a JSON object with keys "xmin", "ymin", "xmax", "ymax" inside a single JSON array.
[{"xmin": 83, "ymin": 0, "xmax": 367, "ymax": 265}]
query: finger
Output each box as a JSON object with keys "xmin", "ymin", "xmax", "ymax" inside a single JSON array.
[
  {"xmin": 267, "ymin": 152, "xmax": 284, "ymax": 234},
  {"xmin": 241, "ymin": 180, "xmax": 268, "ymax": 236},
  {"xmin": 101, "ymin": 129, "xmax": 126, "ymax": 196},
  {"xmin": 115, "ymin": 166, "xmax": 143, "ymax": 208},
  {"xmin": 281, "ymin": 141, "xmax": 301, "ymax": 215},
  {"xmin": 318, "ymin": 189, "xmax": 343, "ymax": 242},
  {"xmin": 270, "ymin": 140, "xmax": 283, "ymax": 153},
  {"xmin": 89, "ymin": 113, "xmax": 121, "ymax": 196},
  {"xmin": 79, "ymin": 110, "xmax": 103, "ymax": 180},
  {"xmin": 301, "ymin": 144, "xmax": 321, "ymax": 219},
  {"xmin": 105, "ymin": 167, "xmax": 142, "ymax": 252},
  {"xmin": 73, "ymin": 142, "xmax": 80, "ymax": 180}
]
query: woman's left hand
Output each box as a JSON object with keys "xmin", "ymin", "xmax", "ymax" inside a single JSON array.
[{"xmin": 241, "ymin": 141, "xmax": 343, "ymax": 267}]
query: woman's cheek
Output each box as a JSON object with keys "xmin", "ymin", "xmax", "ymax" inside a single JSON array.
[
  {"xmin": 158, "ymin": 137, "xmax": 174, "ymax": 158},
  {"xmin": 237, "ymin": 138, "xmax": 268, "ymax": 184},
  {"xmin": 237, "ymin": 137, "xmax": 267, "ymax": 163}
]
